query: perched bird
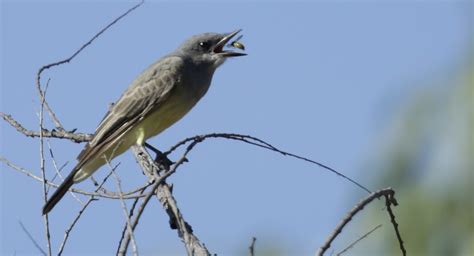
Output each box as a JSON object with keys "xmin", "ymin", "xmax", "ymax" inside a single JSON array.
[{"xmin": 43, "ymin": 30, "xmax": 246, "ymax": 214}]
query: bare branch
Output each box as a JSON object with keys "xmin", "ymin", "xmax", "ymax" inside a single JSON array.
[
  {"xmin": 39, "ymin": 79, "xmax": 52, "ymax": 256},
  {"xmin": 36, "ymin": 0, "xmax": 144, "ymax": 82},
  {"xmin": 1, "ymin": 156, "xmax": 51, "ymax": 184},
  {"xmin": 0, "ymin": 156, "xmax": 148, "ymax": 200},
  {"xmin": 384, "ymin": 193, "xmax": 406, "ymax": 256},
  {"xmin": 118, "ymin": 145, "xmax": 210, "ymax": 256},
  {"xmin": 248, "ymin": 237, "xmax": 257, "ymax": 256},
  {"xmin": 116, "ymin": 188, "xmax": 147, "ymax": 256},
  {"xmin": 43, "ymin": 100, "xmax": 65, "ymax": 131},
  {"xmin": 35, "ymin": 0, "xmax": 145, "ymax": 96},
  {"xmin": 336, "ymin": 224, "xmax": 382, "ymax": 255},
  {"xmin": 317, "ymin": 187, "xmax": 404, "ymax": 256},
  {"xmin": 1, "ymin": 111, "xmax": 91, "ymax": 143},
  {"xmin": 110, "ymin": 163, "xmax": 139, "ymax": 256},
  {"xmin": 164, "ymin": 133, "xmax": 372, "ymax": 194},
  {"xmin": 19, "ymin": 221, "xmax": 47, "ymax": 256}
]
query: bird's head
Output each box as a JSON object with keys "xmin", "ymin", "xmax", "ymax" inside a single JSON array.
[{"xmin": 176, "ymin": 29, "xmax": 246, "ymax": 69}]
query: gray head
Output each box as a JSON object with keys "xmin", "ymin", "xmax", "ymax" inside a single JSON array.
[{"xmin": 175, "ymin": 29, "xmax": 246, "ymax": 69}]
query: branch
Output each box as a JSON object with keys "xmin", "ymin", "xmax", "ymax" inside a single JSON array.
[
  {"xmin": 35, "ymin": 0, "xmax": 145, "ymax": 93},
  {"xmin": 39, "ymin": 79, "xmax": 52, "ymax": 256},
  {"xmin": 43, "ymin": 99, "xmax": 65, "ymax": 131},
  {"xmin": 384, "ymin": 193, "xmax": 406, "ymax": 256},
  {"xmin": 165, "ymin": 133, "xmax": 372, "ymax": 194},
  {"xmin": 248, "ymin": 237, "xmax": 257, "ymax": 256},
  {"xmin": 110, "ymin": 163, "xmax": 139, "ymax": 256},
  {"xmin": 0, "ymin": 156, "xmax": 149, "ymax": 200},
  {"xmin": 317, "ymin": 187, "xmax": 405, "ymax": 256},
  {"xmin": 1, "ymin": 111, "xmax": 91, "ymax": 143},
  {"xmin": 336, "ymin": 224, "xmax": 382, "ymax": 255},
  {"xmin": 116, "ymin": 188, "xmax": 147, "ymax": 256},
  {"xmin": 118, "ymin": 145, "xmax": 210, "ymax": 256},
  {"xmin": 19, "ymin": 221, "xmax": 47, "ymax": 256}
]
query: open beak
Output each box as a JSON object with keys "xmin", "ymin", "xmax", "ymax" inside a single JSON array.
[{"xmin": 213, "ymin": 29, "xmax": 247, "ymax": 57}]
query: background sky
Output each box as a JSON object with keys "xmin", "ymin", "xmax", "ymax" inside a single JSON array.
[{"xmin": 1, "ymin": 0, "xmax": 472, "ymax": 255}]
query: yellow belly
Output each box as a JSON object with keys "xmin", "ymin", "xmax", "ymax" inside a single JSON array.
[
  {"xmin": 135, "ymin": 91, "xmax": 196, "ymax": 145},
  {"xmin": 73, "ymin": 89, "xmax": 196, "ymax": 182}
]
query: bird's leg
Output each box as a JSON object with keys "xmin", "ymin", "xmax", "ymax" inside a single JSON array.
[{"xmin": 144, "ymin": 142, "xmax": 174, "ymax": 170}]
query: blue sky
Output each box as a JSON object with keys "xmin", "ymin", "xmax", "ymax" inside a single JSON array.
[{"xmin": 1, "ymin": 1, "xmax": 471, "ymax": 255}]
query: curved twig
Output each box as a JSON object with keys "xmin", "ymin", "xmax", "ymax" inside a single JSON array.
[
  {"xmin": 317, "ymin": 187, "xmax": 405, "ymax": 256},
  {"xmin": 165, "ymin": 133, "xmax": 372, "ymax": 194}
]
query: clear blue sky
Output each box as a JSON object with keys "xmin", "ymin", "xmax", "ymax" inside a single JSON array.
[{"xmin": 1, "ymin": 1, "xmax": 471, "ymax": 255}]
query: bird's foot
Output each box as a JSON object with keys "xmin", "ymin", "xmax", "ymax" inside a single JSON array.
[{"xmin": 144, "ymin": 142, "xmax": 174, "ymax": 170}]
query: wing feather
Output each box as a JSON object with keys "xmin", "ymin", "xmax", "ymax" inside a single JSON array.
[{"xmin": 76, "ymin": 56, "xmax": 184, "ymax": 165}]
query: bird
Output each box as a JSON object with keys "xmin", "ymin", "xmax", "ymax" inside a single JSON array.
[{"xmin": 42, "ymin": 30, "xmax": 246, "ymax": 214}]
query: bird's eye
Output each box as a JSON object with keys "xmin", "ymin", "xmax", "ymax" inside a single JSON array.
[{"xmin": 199, "ymin": 41, "xmax": 211, "ymax": 50}]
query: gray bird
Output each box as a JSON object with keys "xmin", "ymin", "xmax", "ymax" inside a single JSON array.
[{"xmin": 43, "ymin": 30, "xmax": 246, "ymax": 214}]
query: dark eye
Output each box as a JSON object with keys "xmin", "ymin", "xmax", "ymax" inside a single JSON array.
[{"xmin": 199, "ymin": 41, "xmax": 211, "ymax": 50}]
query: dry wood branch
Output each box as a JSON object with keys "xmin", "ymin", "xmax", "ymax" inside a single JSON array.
[
  {"xmin": 39, "ymin": 79, "xmax": 52, "ymax": 256},
  {"xmin": 384, "ymin": 193, "xmax": 406, "ymax": 256},
  {"xmin": 248, "ymin": 237, "xmax": 257, "ymax": 256},
  {"xmin": 317, "ymin": 187, "xmax": 405, "ymax": 256},
  {"xmin": 43, "ymin": 100, "xmax": 65, "ymax": 131},
  {"xmin": 110, "ymin": 163, "xmax": 139, "ymax": 256},
  {"xmin": 165, "ymin": 133, "xmax": 372, "ymax": 194},
  {"xmin": 1, "ymin": 111, "xmax": 92, "ymax": 143},
  {"xmin": 116, "ymin": 188, "xmax": 147, "ymax": 256},
  {"xmin": 118, "ymin": 145, "xmax": 210, "ymax": 256},
  {"xmin": 35, "ymin": 0, "xmax": 144, "ymax": 97}
]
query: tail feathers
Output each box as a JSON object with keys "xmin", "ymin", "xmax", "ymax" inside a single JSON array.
[{"xmin": 42, "ymin": 169, "xmax": 76, "ymax": 215}]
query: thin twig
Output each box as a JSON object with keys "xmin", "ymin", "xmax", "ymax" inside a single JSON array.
[
  {"xmin": 384, "ymin": 193, "xmax": 406, "ymax": 256},
  {"xmin": 57, "ymin": 169, "xmax": 115, "ymax": 255},
  {"xmin": 317, "ymin": 187, "xmax": 402, "ymax": 256},
  {"xmin": 248, "ymin": 237, "xmax": 257, "ymax": 256},
  {"xmin": 164, "ymin": 133, "xmax": 372, "ymax": 194},
  {"xmin": 336, "ymin": 224, "xmax": 382, "ymax": 255},
  {"xmin": 1, "ymin": 156, "xmax": 56, "ymax": 184},
  {"xmin": 1, "ymin": 155, "xmax": 150, "ymax": 200},
  {"xmin": 18, "ymin": 221, "xmax": 47, "ymax": 256},
  {"xmin": 116, "ymin": 187, "xmax": 147, "ymax": 256},
  {"xmin": 109, "ymin": 162, "xmax": 139, "ymax": 256},
  {"xmin": 35, "ymin": 0, "xmax": 144, "ymax": 93},
  {"xmin": 39, "ymin": 79, "xmax": 52, "ymax": 256},
  {"xmin": 43, "ymin": 100, "xmax": 65, "ymax": 131},
  {"xmin": 1, "ymin": 112, "xmax": 91, "ymax": 142}
]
